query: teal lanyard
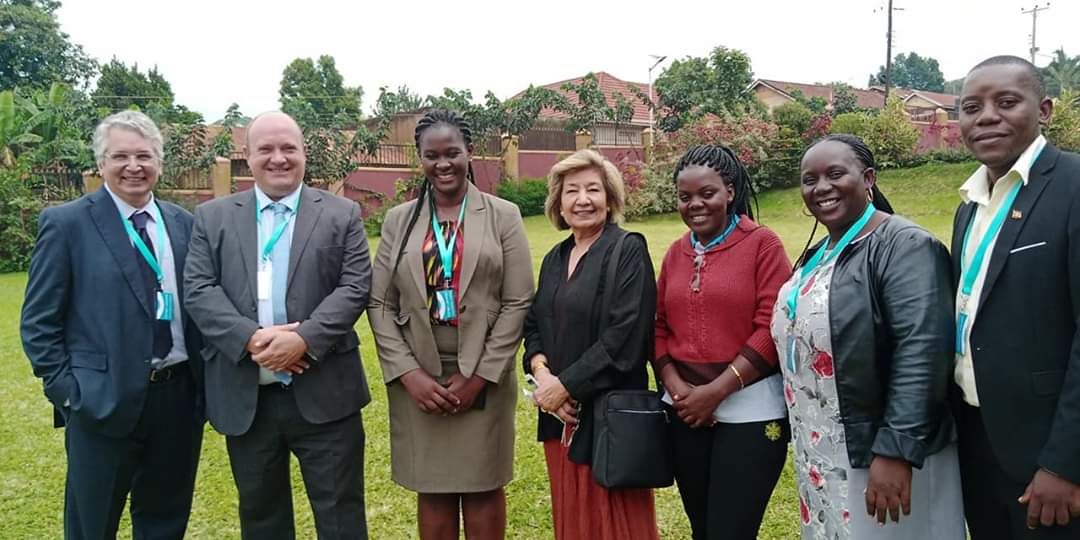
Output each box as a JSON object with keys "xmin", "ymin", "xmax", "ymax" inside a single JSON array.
[
  {"xmin": 120, "ymin": 202, "xmax": 167, "ymax": 286},
  {"xmin": 257, "ymin": 195, "xmax": 300, "ymax": 262},
  {"xmin": 431, "ymin": 193, "xmax": 468, "ymax": 283},
  {"xmin": 786, "ymin": 203, "xmax": 876, "ymax": 321},
  {"xmin": 955, "ymin": 140, "xmax": 1045, "ymax": 353},
  {"xmin": 691, "ymin": 214, "xmax": 741, "ymax": 252}
]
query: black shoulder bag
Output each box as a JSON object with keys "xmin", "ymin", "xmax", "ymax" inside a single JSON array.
[{"xmin": 590, "ymin": 230, "xmax": 675, "ymax": 489}]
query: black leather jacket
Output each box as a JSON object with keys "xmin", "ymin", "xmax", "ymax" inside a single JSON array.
[{"xmin": 810, "ymin": 215, "xmax": 955, "ymax": 468}]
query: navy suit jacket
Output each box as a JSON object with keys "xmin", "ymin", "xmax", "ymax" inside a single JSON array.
[
  {"xmin": 950, "ymin": 143, "xmax": 1080, "ymax": 484},
  {"xmin": 20, "ymin": 188, "xmax": 204, "ymax": 437}
]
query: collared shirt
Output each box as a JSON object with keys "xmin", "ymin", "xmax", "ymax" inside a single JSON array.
[
  {"xmin": 954, "ymin": 135, "xmax": 1046, "ymax": 406},
  {"xmin": 103, "ymin": 184, "xmax": 188, "ymax": 369},
  {"xmin": 253, "ymin": 183, "xmax": 302, "ymax": 384}
]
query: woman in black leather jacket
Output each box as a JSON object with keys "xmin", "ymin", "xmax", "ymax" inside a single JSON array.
[{"xmin": 771, "ymin": 134, "xmax": 965, "ymax": 539}]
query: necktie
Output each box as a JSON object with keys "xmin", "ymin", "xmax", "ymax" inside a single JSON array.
[
  {"xmin": 269, "ymin": 203, "xmax": 292, "ymax": 384},
  {"xmin": 130, "ymin": 211, "xmax": 173, "ymax": 359}
]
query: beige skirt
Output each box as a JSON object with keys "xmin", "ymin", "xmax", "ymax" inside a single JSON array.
[{"xmin": 386, "ymin": 325, "xmax": 517, "ymax": 493}]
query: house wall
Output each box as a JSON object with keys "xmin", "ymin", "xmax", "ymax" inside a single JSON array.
[{"xmin": 753, "ymin": 87, "xmax": 792, "ymax": 111}]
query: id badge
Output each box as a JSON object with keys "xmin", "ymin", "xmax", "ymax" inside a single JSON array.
[
  {"xmin": 433, "ymin": 286, "xmax": 458, "ymax": 321},
  {"xmin": 155, "ymin": 290, "xmax": 174, "ymax": 321},
  {"xmin": 257, "ymin": 261, "xmax": 272, "ymax": 301}
]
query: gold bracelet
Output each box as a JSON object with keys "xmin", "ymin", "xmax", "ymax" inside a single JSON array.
[
  {"xmin": 729, "ymin": 365, "xmax": 745, "ymax": 389},
  {"xmin": 531, "ymin": 357, "xmax": 549, "ymax": 373}
]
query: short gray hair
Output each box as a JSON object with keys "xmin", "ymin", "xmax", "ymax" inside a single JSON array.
[{"xmin": 92, "ymin": 110, "xmax": 165, "ymax": 166}]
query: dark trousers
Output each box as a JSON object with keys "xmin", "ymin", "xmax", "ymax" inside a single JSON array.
[
  {"xmin": 63, "ymin": 367, "xmax": 203, "ymax": 540},
  {"xmin": 226, "ymin": 384, "xmax": 367, "ymax": 540},
  {"xmin": 956, "ymin": 402, "xmax": 1080, "ymax": 539},
  {"xmin": 669, "ymin": 414, "xmax": 790, "ymax": 540}
]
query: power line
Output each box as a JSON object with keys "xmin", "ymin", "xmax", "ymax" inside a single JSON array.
[{"xmin": 1021, "ymin": 3, "xmax": 1051, "ymax": 65}]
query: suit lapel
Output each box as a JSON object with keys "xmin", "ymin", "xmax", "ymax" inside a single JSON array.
[
  {"xmin": 88, "ymin": 189, "xmax": 153, "ymax": 317},
  {"xmin": 159, "ymin": 202, "xmax": 188, "ymax": 299},
  {"xmin": 231, "ymin": 190, "xmax": 259, "ymax": 302},
  {"xmin": 977, "ymin": 145, "xmax": 1059, "ymax": 313},
  {"xmin": 952, "ymin": 202, "xmax": 976, "ymax": 283},
  {"xmin": 287, "ymin": 185, "xmax": 324, "ymax": 291},
  {"xmin": 458, "ymin": 183, "xmax": 487, "ymax": 296},
  {"xmin": 405, "ymin": 196, "xmax": 430, "ymax": 301}
]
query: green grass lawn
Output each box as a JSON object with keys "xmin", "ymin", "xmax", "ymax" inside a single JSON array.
[{"xmin": 0, "ymin": 161, "xmax": 978, "ymax": 539}]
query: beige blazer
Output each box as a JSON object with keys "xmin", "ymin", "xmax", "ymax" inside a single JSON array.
[{"xmin": 369, "ymin": 182, "xmax": 534, "ymax": 383}]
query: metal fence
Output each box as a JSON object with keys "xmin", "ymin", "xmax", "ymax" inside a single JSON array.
[
  {"xmin": 29, "ymin": 167, "xmax": 83, "ymax": 203},
  {"xmin": 591, "ymin": 123, "xmax": 644, "ymax": 146},
  {"xmin": 357, "ymin": 144, "xmax": 415, "ymax": 168},
  {"xmin": 519, "ymin": 125, "xmax": 576, "ymax": 151}
]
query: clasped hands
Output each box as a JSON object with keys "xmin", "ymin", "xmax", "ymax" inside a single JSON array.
[
  {"xmin": 399, "ymin": 368, "xmax": 486, "ymax": 416},
  {"xmin": 661, "ymin": 365, "xmax": 732, "ymax": 429},
  {"xmin": 246, "ymin": 322, "xmax": 309, "ymax": 374},
  {"xmin": 1018, "ymin": 468, "xmax": 1080, "ymax": 529},
  {"xmin": 529, "ymin": 355, "xmax": 578, "ymax": 425}
]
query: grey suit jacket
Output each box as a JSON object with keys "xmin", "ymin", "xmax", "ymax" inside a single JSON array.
[{"xmin": 184, "ymin": 185, "xmax": 372, "ymax": 436}]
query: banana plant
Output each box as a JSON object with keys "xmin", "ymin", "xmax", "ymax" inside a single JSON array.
[{"xmin": 0, "ymin": 90, "xmax": 43, "ymax": 168}]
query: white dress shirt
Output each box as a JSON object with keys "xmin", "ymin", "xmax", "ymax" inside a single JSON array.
[{"xmin": 103, "ymin": 184, "xmax": 188, "ymax": 369}]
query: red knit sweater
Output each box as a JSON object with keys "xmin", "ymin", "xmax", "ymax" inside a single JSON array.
[{"xmin": 653, "ymin": 217, "xmax": 792, "ymax": 385}]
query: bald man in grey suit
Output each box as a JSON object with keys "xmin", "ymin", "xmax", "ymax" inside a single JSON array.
[{"xmin": 184, "ymin": 111, "xmax": 372, "ymax": 539}]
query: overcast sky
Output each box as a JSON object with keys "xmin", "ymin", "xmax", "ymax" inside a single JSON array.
[{"xmin": 57, "ymin": 0, "xmax": 1080, "ymax": 123}]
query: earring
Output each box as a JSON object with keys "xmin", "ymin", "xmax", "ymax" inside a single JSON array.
[
  {"xmin": 801, "ymin": 206, "xmax": 814, "ymax": 217},
  {"xmin": 866, "ymin": 189, "xmax": 873, "ymax": 203}
]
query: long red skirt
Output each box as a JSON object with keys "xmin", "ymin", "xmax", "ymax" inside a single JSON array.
[{"xmin": 543, "ymin": 437, "xmax": 659, "ymax": 540}]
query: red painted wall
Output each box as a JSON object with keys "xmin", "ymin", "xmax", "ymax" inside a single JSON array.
[{"xmin": 519, "ymin": 151, "xmax": 563, "ymax": 179}]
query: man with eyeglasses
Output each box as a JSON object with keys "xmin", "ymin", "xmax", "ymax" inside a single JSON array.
[{"xmin": 21, "ymin": 110, "xmax": 205, "ymax": 539}]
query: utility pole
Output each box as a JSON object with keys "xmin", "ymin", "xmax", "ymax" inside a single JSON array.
[
  {"xmin": 1022, "ymin": 3, "xmax": 1050, "ymax": 64},
  {"xmin": 881, "ymin": 0, "xmax": 905, "ymax": 106},
  {"xmin": 647, "ymin": 55, "xmax": 666, "ymax": 136}
]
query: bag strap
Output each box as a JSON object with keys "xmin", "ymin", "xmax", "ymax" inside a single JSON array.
[{"xmin": 598, "ymin": 229, "xmax": 630, "ymax": 331}]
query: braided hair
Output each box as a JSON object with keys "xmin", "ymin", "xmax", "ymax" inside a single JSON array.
[
  {"xmin": 795, "ymin": 133, "xmax": 895, "ymax": 266},
  {"xmin": 387, "ymin": 109, "xmax": 475, "ymax": 290},
  {"xmin": 672, "ymin": 144, "xmax": 758, "ymax": 221}
]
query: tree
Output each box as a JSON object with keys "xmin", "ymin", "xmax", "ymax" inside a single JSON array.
[
  {"xmin": 0, "ymin": 0, "xmax": 96, "ymax": 90},
  {"xmin": 372, "ymin": 85, "xmax": 426, "ymax": 118},
  {"xmin": 1042, "ymin": 49, "xmax": 1080, "ymax": 98},
  {"xmin": 216, "ymin": 103, "xmax": 249, "ymax": 128},
  {"xmin": 649, "ymin": 46, "xmax": 756, "ymax": 131},
  {"xmin": 426, "ymin": 86, "xmax": 560, "ymax": 156},
  {"xmin": 869, "ymin": 52, "xmax": 946, "ymax": 92},
  {"xmin": 91, "ymin": 59, "xmax": 203, "ymax": 124},
  {"xmin": 1046, "ymin": 89, "xmax": 1080, "ymax": 152},
  {"xmin": 829, "ymin": 82, "xmax": 860, "ymax": 114},
  {"xmin": 943, "ymin": 77, "xmax": 965, "ymax": 95},
  {"xmin": 556, "ymin": 73, "xmax": 613, "ymax": 133},
  {"xmin": 279, "ymin": 55, "xmax": 363, "ymax": 127}
]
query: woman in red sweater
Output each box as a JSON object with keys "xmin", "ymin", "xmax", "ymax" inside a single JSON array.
[{"xmin": 654, "ymin": 144, "xmax": 793, "ymax": 540}]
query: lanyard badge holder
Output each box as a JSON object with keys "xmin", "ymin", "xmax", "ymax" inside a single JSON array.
[
  {"xmin": 121, "ymin": 204, "xmax": 173, "ymax": 322},
  {"xmin": 256, "ymin": 199, "xmax": 299, "ymax": 303},
  {"xmin": 955, "ymin": 141, "xmax": 1045, "ymax": 355},
  {"xmin": 431, "ymin": 194, "xmax": 467, "ymax": 322}
]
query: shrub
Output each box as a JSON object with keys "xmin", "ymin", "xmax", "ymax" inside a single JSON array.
[
  {"xmin": 772, "ymin": 101, "xmax": 813, "ymax": 135},
  {"xmin": 361, "ymin": 172, "xmax": 424, "ymax": 238},
  {"xmin": 495, "ymin": 177, "xmax": 549, "ymax": 217},
  {"xmin": 829, "ymin": 100, "xmax": 919, "ymax": 168},
  {"xmin": 0, "ymin": 159, "xmax": 43, "ymax": 272},
  {"xmin": 624, "ymin": 166, "xmax": 678, "ymax": 221},
  {"xmin": 829, "ymin": 112, "xmax": 872, "ymax": 138},
  {"xmin": 1047, "ymin": 90, "xmax": 1080, "ymax": 152}
]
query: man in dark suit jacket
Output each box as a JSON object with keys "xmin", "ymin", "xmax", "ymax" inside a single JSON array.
[
  {"xmin": 184, "ymin": 111, "xmax": 372, "ymax": 539},
  {"xmin": 951, "ymin": 56, "xmax": 1080, "ymax": 538},
  {"xmin": 20, "ymin": 110, "xmax": 204, "ymax": 539}
]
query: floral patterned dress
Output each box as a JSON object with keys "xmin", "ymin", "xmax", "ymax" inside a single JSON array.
[{"xmin": 771, "ymin": 250, "xmax": 965, "ymax": 540}]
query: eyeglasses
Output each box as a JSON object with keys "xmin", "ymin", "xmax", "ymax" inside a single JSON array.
[{"xmin": 106, "ymin": 152, "xmax": 156, "ymax": 166}]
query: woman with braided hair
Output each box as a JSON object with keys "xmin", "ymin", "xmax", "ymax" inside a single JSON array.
[
  {"xmin": 771, "ymin": 134, "xmax": 964, "ymax": 539},
  {"xmin": 368, "ymin": 110, "xmax": 534, "ymax": 539},
  {"xmin": 653, "ymin": 143, "xmax": 792, "ymax": 539}
]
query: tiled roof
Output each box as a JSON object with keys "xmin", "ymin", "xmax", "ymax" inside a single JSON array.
[
  {"xmin": 755, "ymin": 79, "xmax": 886, "ymax": 110},
  {"xmin": 513, "ymin": 71, "xmax": 652, "ymax": 125}
]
